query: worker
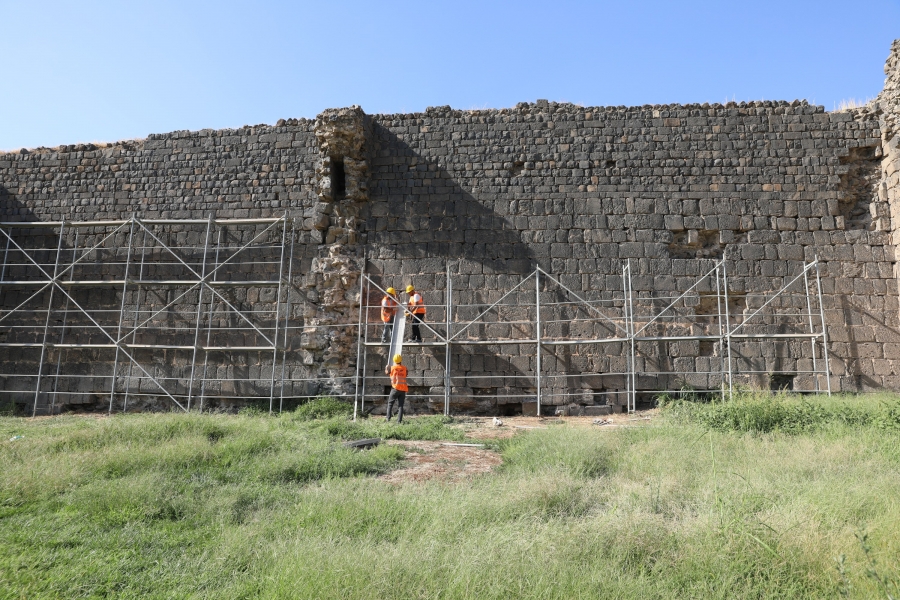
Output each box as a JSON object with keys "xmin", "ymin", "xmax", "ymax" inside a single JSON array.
[
  {"xmin": 380, "ymin": 287, "xmax": 399, "ymax": 343},
  {"xmin": 406, "ymin": 284, "xmax": 426, "ymax": 343},
  {"xmin": 384, "ymin": 354, "xmax": 408, "ymax": 423}
]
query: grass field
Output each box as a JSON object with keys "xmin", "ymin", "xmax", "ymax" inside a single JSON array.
[{"xmin": 1, "ymin": 394, "xmax": 899, "ymax": 599}]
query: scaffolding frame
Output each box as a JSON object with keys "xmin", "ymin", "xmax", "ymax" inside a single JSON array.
[
  {"xmin": 356, "ymin": 255, "xmax": 831, "ymax": 418},
  {"xmin": 0, "ymin": 217, "xmax": 832, "ymax": 418},
  {"xmin": 0, "ymin": 216, "xmax": 292, "ymax": 415}
]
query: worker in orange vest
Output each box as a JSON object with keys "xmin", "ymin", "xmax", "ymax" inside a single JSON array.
[
  {"xmin": 380, "ymin": 287, "xmax": 399, "ymax": 343},
  {"xmin": 384, "ymin": 354, "xmax": 408, "ymax": 423},
  {"xmin": 406, "ymin": 284, "xmax": 426, "ymax": 343}
]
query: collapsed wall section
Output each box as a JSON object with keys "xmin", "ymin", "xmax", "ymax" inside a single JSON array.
[{"xmin": 878, "ymin": 40, "xmax": 900, "ymax": 300}]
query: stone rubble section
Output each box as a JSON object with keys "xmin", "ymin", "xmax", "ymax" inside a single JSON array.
[
  {"xmin": 0, "ymin": 40, "xmax": 899, "ymax": 414},
  {"xmin": 299, "ymin": 107, "xmax": 370, "ymax": 399},
  {"xmin": 875, "ymin": 40, "xmax": 900, "ymax": 276}
]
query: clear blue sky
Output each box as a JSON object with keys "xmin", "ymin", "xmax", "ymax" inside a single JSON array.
[{"xmin": 1, "ymin": 0, "xmax": 898, "ymax": 150}]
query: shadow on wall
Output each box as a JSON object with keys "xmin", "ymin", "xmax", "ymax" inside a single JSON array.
[
  {"xmin": 363, "ymin": 124, "xmax": 542, "ymax": 410},
  {"xmin": 367, "ymin": 123, "xmax": 536, "ymax": 276},
  {"xmin": 0, "ymin": 186, "xmax": 56, "ymax": 413},
  {"xmin": 0, "ymin": 185, "xmax": 38, "ymax": 223},
  {"xmin": 840, "ymin": 295, "xmax": 883, "ymax": 391}
]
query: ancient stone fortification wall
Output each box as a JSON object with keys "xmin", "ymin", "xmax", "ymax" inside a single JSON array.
[
  {"xmin": 364, "ymin": 99, "xmax": 888, "ymax": 403},
  {"xmin": 1, "ymin": 41, "xmax": 899, "ymax": 414}
]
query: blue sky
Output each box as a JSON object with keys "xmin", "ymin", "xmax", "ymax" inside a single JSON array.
[{"xmin": 1, "ymin": 0, "xmax": 898, "ymax": 150}]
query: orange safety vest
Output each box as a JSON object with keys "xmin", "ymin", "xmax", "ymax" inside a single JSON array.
[
  {"xmin": 390, "ymin": 364, "xmax": 408, "ymax": 392},
  {"xmin": 408, "ymin": 292, "xmax": 425, "ymax": 315},
  {"xmin": 381, "ymin": 296, "xmax": 398, "ymax": 323}
]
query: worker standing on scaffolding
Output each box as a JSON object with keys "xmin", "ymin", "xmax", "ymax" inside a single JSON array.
[
  {"xmin": 380, "ymin": 287, "xmax": 399, "ymax": 343},
  {"xmin": 384, "ymin": 354, "xmax": 408, "ymax": 423},
  {"xmin": 406, "ymin": 284, "xmax": 425, "ymax": 343}
]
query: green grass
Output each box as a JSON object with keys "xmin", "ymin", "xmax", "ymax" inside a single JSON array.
[
  {"xmin": 663, "ymin": 390, "xmax": 900, "ymax": 433},
  {"xmin": 1, "ymin": 394, "xmax": 899, "ymax": 598}
]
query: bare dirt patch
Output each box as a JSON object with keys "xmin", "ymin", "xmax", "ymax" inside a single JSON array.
[
  {"xmin": 378, "ymin": 440, "xmax": 502, "ymax": 484},
  {"xmin": 458, "ymin": 411, "xmax": 656, "ymax": 440},
  {"xmin": 378, "ymin": 410, "xmax": 657, "ymax": 484}
]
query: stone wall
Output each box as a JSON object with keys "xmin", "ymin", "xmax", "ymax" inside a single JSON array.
[
  {"xmin": 1, "ymin": 40, "xmax": 899, "ymax": 414},
  {"xmin": 879, "ymin": 40, "xmax": 900, "ymax": 299},
  {"xmin": 362, "ymin": 98, "xmax": 889, "ymax": 408}
]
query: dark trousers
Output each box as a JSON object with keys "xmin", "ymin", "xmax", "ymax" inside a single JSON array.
[
  {"xmin": 386, "ymin": 388, "xmax": 406, "ymax": 423},
  {"xmin": 381, "ymin": 316, "xmax": 394, "ymax": 343},
  {"xmin": 410, "ymin": 313, "xmax": 425, "ymax": 342}
]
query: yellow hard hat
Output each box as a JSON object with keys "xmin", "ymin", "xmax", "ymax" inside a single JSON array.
[
  {"xmin": 386, "ymin": 287, "xmax": 396, "ymax": 295},
  {"xmin": 393, "ymin": 354, "xmax": 402, "ymax": 364},
  {"xmin": 406, "ymin": 285, "xmax": 415, "ymax": 293}
]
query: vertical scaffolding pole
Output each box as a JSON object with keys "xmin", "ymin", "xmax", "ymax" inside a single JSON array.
[
  {"xmin": 621, "ymin": 263, "xmax": 629, "ymax": 410},
  {"xmin": 444, "ymin": 262, "xmax": 451, "ymax": 416},
  {"xmin": 626, "ymin": 260, "xmax": 636, "ymax": 413},
  {"xmin": 269, "ymin": 217, "xmax": 288, "ymax": 413},
  {"xmin": 814, "ymin": 256, "xmax": 832, "ymax": 396},
  {"xmin": 51, "ymin": 231, "xmax": 79, "ymax": 414},
  {"xmin": 0, "ymin": 234, "xmax": 9, "ymax": 282},
  {"xmin": 123, "ymin": 226, "xmax": 148, "ymax": 412},
  {"xmin": 187, "ymin": 216, "xmax": 214, "ymax": 412},
  {"xmin": 199, "ymin": 227, "xmax": 223, "ymax": 413},
  {"xmin": 715, "ymin": 262, "xmax": 725, "ymax": 401},
  {"xmin": 722, "ymin": 257, "xmax": 734, "ymax": 397},
  {"xmin": 279, "ymin": 221, "xmax": 295, "ymax": 414},
  {"xmin": 33, "ymin": 223, "xmax": 65, "ymax": 417},
  {"xmin": 354, "ymin": 258, "xmax": 366, "ymax": 422},
  {"xmin": 360, "ymin": 276, "xmax": 369, "ymax": 415},
  {"xmin": 109, "ymin": 218, "xmax": 136, "ymax": 413},
  {"xmin": 802, "ymin": 263, "xmax": 820, "ymax": 392},
  {"xmin": 535, "ymin": 267, "xmax": 542, "ymax": 416}
]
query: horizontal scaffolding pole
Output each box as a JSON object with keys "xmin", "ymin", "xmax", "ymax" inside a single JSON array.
[
  {"xmin": 0, "ymin": 343, "xmax": 280, "ymax": 351},
  {"xmin": 362, "ymin": 332, "xmax": 821, "ymax": 348},
  {"xmin": 0, "ymin": 279, "xmax": 281, "ymax": 287},
  {"xmin": 0, "ymin": 218, "xmax": 283, "ymax": 228}
]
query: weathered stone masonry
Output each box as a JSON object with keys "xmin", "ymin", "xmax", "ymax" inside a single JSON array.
[{"xmin": 1, "ymin": 41, "xmax": 900, "ymax": 413}]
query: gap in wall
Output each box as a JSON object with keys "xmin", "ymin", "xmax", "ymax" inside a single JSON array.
[
  {"xmin": 331, "ymin": 157, "xmax": 346, "ymax": 200},
  {"xmin": 838, "ymin": 145, "xmax": 881, "ymax": 230}
]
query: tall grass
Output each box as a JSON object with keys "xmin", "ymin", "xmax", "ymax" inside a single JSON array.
[
  {"xmin": 1, "ymin": 394, "xmax": 899, "ymax": 598},
  {"xmin": 664, "ymin": 390, "xmax": 900, "ymax": 433}
]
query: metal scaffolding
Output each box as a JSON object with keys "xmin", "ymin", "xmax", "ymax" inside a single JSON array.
[
  {"xmin": 356, "ymin": 254, "xmax": 831, "ymax": 417},
  {"xmin": 0, "ymin": 216, "xmax": 293, "ymax": 415},
  {"xmin": 0, "ymin": 217, "xmax": 831, "ymax": 418}
]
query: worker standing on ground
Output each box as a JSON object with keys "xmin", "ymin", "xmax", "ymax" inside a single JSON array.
[
  {"xmin": 406, "ymin": 284, "xmax": 426, "ymax": 343},
  {"xmin": 384, "ymin": 354, "xmax": 408, "ymax": 423},
  {"xmin": 380, "ymin": 287, "xmax": 399, "ymax": 343}
]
